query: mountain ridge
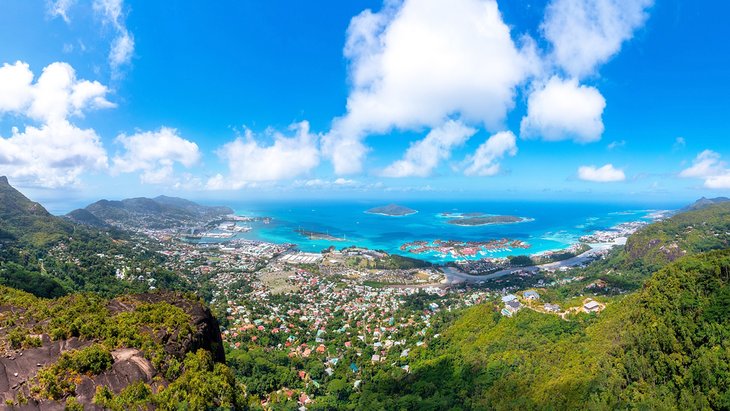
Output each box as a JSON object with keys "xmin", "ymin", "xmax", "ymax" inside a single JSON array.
[{"xmin": 69, "ymin": 195, "xmax": 233, "ymax": 229}]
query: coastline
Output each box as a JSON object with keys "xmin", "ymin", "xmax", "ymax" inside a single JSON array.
[{"xmin": 229, "ymin": 203, "xmax": 676, "ymax": 264}]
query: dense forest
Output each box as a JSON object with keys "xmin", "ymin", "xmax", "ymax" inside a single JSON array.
[{"xmin": 348, "ymin": 249, "xmax": 730, "ymax": 410}]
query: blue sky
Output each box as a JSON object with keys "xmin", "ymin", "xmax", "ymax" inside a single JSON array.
[{"xmin": 0, "ymin": 0, "xmax": 728, "ymax": 208}]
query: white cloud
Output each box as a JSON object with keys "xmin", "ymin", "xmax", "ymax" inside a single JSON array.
[
  {"xmin": 543, "ymin": 0, "xmax": 654, "ymax": 78},
  {"xmin": 0, "ymin": 61, "xmax": 114, "ymax": 187},
  {"xmin": 29, "ymin": 62, "xmax": 115, "ymax": 123},
  {"xmin": 607, "ymin": 140, "xmax": 626, "ymax": 150},
  {"xmin": 93, "ymin": 0, "xmax": 135, "ymax": 73},
  {"xmin": 209, "ymin": 121, "xmax": 320, "ymax": 189},
  {"xmin": 109, "ymin": 30, "xmax": 134, "ymax": 70},
  {"xmin": 463, "ymin": 131, "xmax": 517, "ymax": 176},
  {"xmin": 680, "ymin": 150, "xmax": 730, "ymax": 189},
  {"xmin": 673, "ymin": 136, "xmax": 686, "ymax": 150},
  {"xmin": 112, "ymin": 127, "xmax": 201, "ymax": 184},
  {"xmin": 381, "ymin": 120, "xmax": 476, "ymax": 177},
  {"xmin": 47, "ymin": 0, "xmax": 135, "ymax": 74},
  {"xmin": 48, "ymin": 0, "xmax": 76, "ymax": 23},
  {"xmin": 294, "ymin": 178, "xmax": 360, "ymax": 189},
  {"xmin": 679, "ymin": 150, "xmax": 725, "ymax": 178},
  {"xmin": 520, "ymin": 76, "xmax": 606, "ymax": 143},
  {"xmin": 705, "ymin": 172, "xmax": 730, "ymax": 189},
  {"xmin": 0, "ymin": 120, "xmax": 108, "ymax": 188},
  {"xmin": 578, "ymin": 164, "xmax": 626, "ymax": 182},
  {"xmin": 0, "ymin": 62, "xmax": 34, "ymax": 113},
  {"xmin": 324, "ymin": 0, "xmax": 537, "ymax": 174}
]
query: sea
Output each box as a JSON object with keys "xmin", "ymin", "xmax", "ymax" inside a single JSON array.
[{"xmin": 204, "ymin": 200, "xmax": 683, "ymax": 263}]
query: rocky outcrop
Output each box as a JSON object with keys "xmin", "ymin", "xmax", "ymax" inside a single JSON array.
[
  {"xmin": 0, "ymin": 293, "xmax": 224, "ymax": 410},
  {"xmin": 108, "ymin": 293, "xmax": 225, "ymax": 363}
]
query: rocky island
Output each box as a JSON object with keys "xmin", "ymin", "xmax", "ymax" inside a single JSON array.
[{"xmin": 365, "ymin": 204, "xmax": 417, "ymax": 216}]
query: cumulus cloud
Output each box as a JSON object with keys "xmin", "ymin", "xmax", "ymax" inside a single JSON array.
[
  {"xmin": 0, "ymin": 61, "xmax": 114, "ymax": 187},
  {"xmin": 520, "ymin": 76, "xmax": 606, "ymax": 143},
  {"xmin": 463, "ymin": 131, "xmax": 517, "ymax": 176},
  {"xmin": 680, "ymin": 150, "xmax": 730, "ymax": 189},
  {"xmin": 0, "ymin": 61, "xmax": 113, "ymax": 122},
  {"xmin": 679, "ymin": 150, "xmax": 724, "ymax": 178},
  {"xmin": 578, "ymin": 164, "xmax": 626, "ymax": 182},
  {"xmin": 515, "ymin": 0, "xmax": 653, "ymax": 146},
  {"xmin": 323, "ymin": 0, "xmax": 537, "ymax": 174},
  {"xmin": 0, "ymin": 62, "xmax": 34, "ymax": 113},
  {"xmin": 208, "ymin": 121, "xmax": 320, "ymax": 190},
  {"xmin": 381, "ymin": 120, "xmax": 476, "ymax": 178},
  {"xmin": 112, "ymin": 127, "xmax": 201, "ymax": 184},
  {"xmin": 0, "ymin": 120, "xmax": 108, "ymax": 188},
  {"xmin": 543, "ymin": 0, "xmax": 654, "ymax": 78}
]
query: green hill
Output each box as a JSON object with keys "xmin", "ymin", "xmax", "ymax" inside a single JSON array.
[
  {"xmin": 0, "ymin": 177, "xmax": 190, "ymax": 298},
  {"xmin": 561, "ymin": 202, "xmax": 730, "ymax": 292},
  {"xmin": 0, "ymin": 176, "xmax": 74, "ymax": 247},
  {"xmin": 77, "ymin": 195, "xmax": 233, "ymax": 229},
  {"xmin": 353, "ymin": 249, "xmax": 730, "ymax": 410}
]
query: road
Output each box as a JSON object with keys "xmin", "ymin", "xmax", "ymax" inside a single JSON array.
[{"xmin": 441, "ymin": 242, "xmax": 620, "ymax": 285}]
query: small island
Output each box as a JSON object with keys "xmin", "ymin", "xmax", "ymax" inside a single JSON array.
[
  {"xmin": 365, "ymin": 204, "xmax": 417, "ymax": 217},
  {"xmin": 295, "ymin": 228, "xmax": 346, "ymax": 242},
  {"xmin": 448, "ymin": 215, "xmax": 526, "ymax": 226},
  {"xmin": 441, "ymin": 212, "xmax": 530, "ymax": 226}
]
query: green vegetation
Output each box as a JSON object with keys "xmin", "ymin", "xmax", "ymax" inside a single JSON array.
[
  {"xmin": 34, "ymin": 345, "xmax": 113, "ymax": 400},
  {"xmin": 446, "ymin": 215, "xmax": 525, "ymax": 226},
  {"xmin": 0, "ymin": 286, "xmax": 241, "ymax": 409},
  {"xmin": 346, "ymin": 250, "xmax": 730, "ymax": 409},
  {"xmin": 507, "ymin": 254, "xmax": 534, "ymax": 267},
  {"xmin": 0, "ymin": 178, "xmax": 193, "ymax": 299},
  {"xmin": 94, "ymin": 350, "xmax": 244, "ymax": 410}
]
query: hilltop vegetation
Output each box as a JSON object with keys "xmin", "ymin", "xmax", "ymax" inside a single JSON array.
[
  {"xmin": 352, "ymin": 249, "xmax": 730, "ymax": 410},
  {"xmin": 0, "ymin": 288, "xmax": 240, "ymax": 409}
]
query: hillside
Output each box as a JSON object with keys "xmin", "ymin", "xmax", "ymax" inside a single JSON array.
[
  {"xmin": 679, "ymin": 196, "xmax": 730, "ymax": 212},
  {"xmin": 558, "ymin": 202, "xmax": 730, "ymax": 293},
  {"xmin": 0, "ymin": 288, "xmax": 241, "ymax": 409},
  {"xmin": 353, "ymin": 249, "xmax": 730, "ymax": 410},
  {"xmin": 0, "ymin": 176, "xmax": 74, "ymax": 247},
  {"xmin": 0, "ymin": 179, "xmax": 191, "ymax": 299},
  {"xmin": 75, "ymin": 196, "xmax": 233, "ymax": 229},
  {"xmin": 65, "ymin": 208, "xmax": 110, "ymax": 229}
]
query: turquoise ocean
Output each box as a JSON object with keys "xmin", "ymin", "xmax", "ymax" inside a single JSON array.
[{"xmin": 209, "ymin": 200, "xmax": 681, "ymax": 263}]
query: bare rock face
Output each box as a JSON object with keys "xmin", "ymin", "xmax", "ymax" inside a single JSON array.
[
  {"xmin": 0, "ymin": 293, "xmax": 224, "ymax": 410},
  {"xmin": 0, "ymin": 337, "xmax": 89, "ymax": 408}
]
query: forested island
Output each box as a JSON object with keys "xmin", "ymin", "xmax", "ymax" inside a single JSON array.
[
  {"xmin": 365, "ymin": 204, "xmax": 417, "ymax": 216},
  {"xmin": 442, "ymin": 212, "xmax": 529, "ymax": 226}
]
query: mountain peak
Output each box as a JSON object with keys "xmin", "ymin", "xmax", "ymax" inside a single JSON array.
[{"xmin": 0, "ymin": 176, "xmax": 9, "ymax": 185}]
